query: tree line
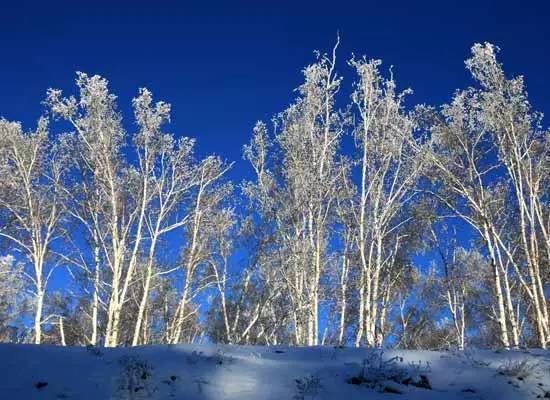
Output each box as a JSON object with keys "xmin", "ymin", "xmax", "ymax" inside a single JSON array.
[{"xmin": 0, "ymin": 42, "xmax": 548, "ymax": 349}]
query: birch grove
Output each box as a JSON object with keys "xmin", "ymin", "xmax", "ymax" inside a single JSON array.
[{"xmin": 0, "ymin": 42, "xmax": 547, "ymax": 349}]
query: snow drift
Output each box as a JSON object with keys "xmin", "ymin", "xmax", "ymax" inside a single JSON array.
[{"xmin": 0, "ymin": 344, "xmax": 548, "ymax": 399}]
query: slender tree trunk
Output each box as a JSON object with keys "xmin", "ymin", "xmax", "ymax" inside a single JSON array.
[
  {"xmin": 59, "ymin": 316, "xmax": 66, "ymax": 346},
  {"xmin": 337, "ymin": 242, "xmax": 349, "ymax": 345},
  {"xmin": 33, "ymin": 253, "xmax": 44, "ymax": 345},
  {"xmin": 132, "ymin": 265, "xmax": 153, "ymax": 346},
  {"xmin": 132, "ymin": 233, "xmax": 159, "ymax": 346},
  {"xmin": 485, "ymin": 226, "xmax": 510, "ymax": 348},
  {"xmin": 34, "ymin": 288, "xmax": 44, "ymax": 345},
  {"xmin": 91, "ymin": 238, "xmax": 100, "ymax": 346},
  {"xmin": 355, "ymin": 272, "xmax": 365, "ymax": 347},
  {"xmin": 501, "ymin": 260, "xmax": 520, "ymax": 348}
]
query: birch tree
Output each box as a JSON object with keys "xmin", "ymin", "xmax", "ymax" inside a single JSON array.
[
  {"xmin": 0, "ymin": 118, "xmax": 66, "ymax": 344},
  {"xmin": 0, "ymin": 255, "xmax": 25, "ymax": 342},
  {"xmin": 334, "ymin": 185, "xmax": 356, "ymax": 346},
  {"xmin": 166, "ymin": 156, "xmax": 232, "ymax": 344},
  {"xmin": 129, "ymin": 89, "xmax": 199, "ymax": 346},
  {"xmin": 47, "ymin": 73, "xmax": 144, "ymax": 347},
  {"xmin": 205, "ymin": 207, "xmax": 285, "ymax": 345},
  {"xmin": 48, "ymin": 73, "xmax": 233, "ymax": 347},
  {"xmin": 273, "ymin": 44, "xmax": 346, "ymax": 346},
  {"xmin": 349, "ymin": 57, "xmax": 427, "ymax": 347},
  {"xmin": 430, "ymin": 224, "xmax": 488, "ymax": 350},
  {"xmin": 466, "ymin": 43, "xmax": 549, "ymax": 348},
  {"xmin": 421, "ymin": 88, "xmax": 520, "ymax": 348}
]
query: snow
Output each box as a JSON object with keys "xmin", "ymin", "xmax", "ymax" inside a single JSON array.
[{"xmin": 0, "ymin": 344, "xmax": 548, "ymax": 399}]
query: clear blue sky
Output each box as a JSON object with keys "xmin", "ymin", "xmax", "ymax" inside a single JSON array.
[{"xmin": 2, "ymin": 0, "xmax": 549, "ymax": 183}]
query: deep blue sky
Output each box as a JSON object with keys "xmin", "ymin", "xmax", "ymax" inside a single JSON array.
[{"xmin": 2, "ymin": 0, "xmax": 550, "ymax": 183}]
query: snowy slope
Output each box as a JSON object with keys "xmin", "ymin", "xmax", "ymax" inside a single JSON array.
[{"xmin": 0, "ymin": 344, "xmax": 548, "ymax": 399}]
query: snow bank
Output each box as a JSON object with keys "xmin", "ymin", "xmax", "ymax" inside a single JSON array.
[{"xmin": 0, "ymin": 344, "xmax": 548, "ymax": 399}]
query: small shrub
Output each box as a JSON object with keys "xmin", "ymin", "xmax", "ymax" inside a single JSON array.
[
  {"xmin": 114, "ymin": 355, "xmax": 156, "ymax": 400},
  {"xmin": 34, "ymin": 381, "xmax": 48, "ymax": 390},
  {"xmin": 86, "ymin": 344, "xmax": 103, "ymax": 357},
  {"xmin": 186, "ymin": 350, "xmax": 203, "ymax": 364},
  {"xmin": 347, "ymin": 350, "xmax": 431, "ymax": 392},
  {"xmin": 294, "ymin": 375, "xmax": 322, "ymax": 400},
  {"xmin": 497, "ymin": 359, "xmax": 539, "ymax": 380},
  {"xmin": 208, "ymin": 348, "xmax": 234, "ymax": 366}
]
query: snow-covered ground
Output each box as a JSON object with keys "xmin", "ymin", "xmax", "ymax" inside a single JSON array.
[{"xmin": 0, "ymin": 344, "xmax": 548, "ymax": 399}]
